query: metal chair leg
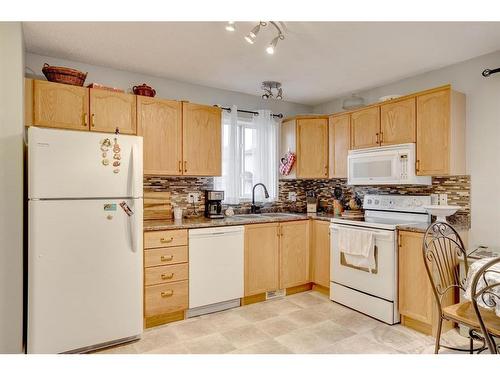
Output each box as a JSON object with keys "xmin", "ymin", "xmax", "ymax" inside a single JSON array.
[
  {"xmin": 435, "ymin": 316, "xmax": 443, "ymax": 354},
  {"xmin": 470, "ymin": 336, "xmax": 473, "ymax": 354}
]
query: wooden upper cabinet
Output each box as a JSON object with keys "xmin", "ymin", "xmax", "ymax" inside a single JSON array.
[
  {"xmin": 137, "ymin": 97, "xmax": 182, "ymax": 176},
  {"xmin": 296, "ymin": 118, "xmax": 329, "ymax": 178},
  {"xmin": 380, "ymin": 97, "xmax": 416, "ymax": 145},
  {"xmin": 398, "ymin": 231, "xmax": 433, "ymax": 325},
  {"xmin": 89, "ymin": 89, "xmax": 137, "ymax": 134},
  {"xmin": 416, "ymin": 88, "xmax": 467, "ymax": 176},
  {"xmin": 311, "ymin": 220, "xmax": 330, "ymax": 288},
  {"xmin": 244, "ymin": 223, "xmax": 280, "ymax": 296},
  {"xmin": 328, "ymin": 114, "xmax": 350, "ymax": 178},
  {"xmin": 182, "ymin": 103, "xmax": 222, "ymax": 176},
  {"xmin": 280, "ymin": 221, "xmax": 309, "ymax": 289},
  {"xmin": 351, "ymin": 106, "xmax": 380, "ymax": 149},
  {"xmin": 32, "ymin": 80, "xmax": 89, "ymax": 130}
]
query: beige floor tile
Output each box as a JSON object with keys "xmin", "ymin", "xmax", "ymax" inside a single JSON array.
[
  {"xmin": 220, "ymin": 324, "xmax": 271, "ymax": 349},
  {"xmin": 229, "ymin": 339, "xmax": 293, "ymax": 354},
  {"xmin": 183, "ymin": 333, "xmax": 236, "ymax": 354},
  {"xmin": 307, "ymin": 320, "xmax": 356, "ymax": 344},
  {"xmin": 286, "ymin": 292, "xmax": 329, "ymax": 308},
  {"xmin": 275, "ymin": 327, "xmax": 331, "ymax": 353},
  {"xmin": 143, "ymin": 342, "xmax": 190, "ymax": 354},
  {"xmin": 319, "ymin": 335, "xmax": 403, "ymax": 354},
  {"xmin": 96, "ymin": 341, "xmax": 139, "ymax": 354},
  {"xmin": 170, "ymin": 317, "xmax": 216, "ymax": 341},
  {"xmin": 254, "ymin": 316, "xmax": 300, "ymax": 338},
  {"xmin": 359, "ymin": 324, "xmax": 430, "ymax": 353},
  {"xmin": 199, "ymin": 309, "xmax": 249, "ymax": 331},
  {"xmin": 259, "ymin": 298, "xmax": 303, "ymax": 315},
  {"xmin": 329, "ymin": 310, "xmax": 386, "ymax": 333},
  {"xmin": 285, "ymin": 308, "xmax": 329, "ymax": 328},
  {"xmin": 235, "ymin": 304, "xmax": 279, "ymax": 323}
]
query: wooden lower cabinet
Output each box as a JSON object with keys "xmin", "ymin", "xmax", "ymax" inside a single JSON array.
[
  {"xmin": 311, "ymin": 220, "xmax": 330, "ymax": 288},
  {"xmin": 280, "ymin": 221, "xmax": 310, "ymax": 289},
  {"xmin": 398, "ymin": 230, "xmax": 454, "ymax": 337},
  {"xmin": 244, "ymin": 223, "xmax": 280, "ymax": 296},
  {"xmin": 144, "ymin": 229, "xmax": 189, "ymax": 328},
  {"xmin": 244, "ymin": 221, "xmax": 310, "ymax": 297}
]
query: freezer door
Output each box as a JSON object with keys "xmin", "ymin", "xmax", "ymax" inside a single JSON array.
[
  {"xmin": 28, "ymin": 127, "xmax": 143, "ymax": 199},
  {"xmin": 28, "ymin": 199, "xmax": 143, "ymax": 353}
]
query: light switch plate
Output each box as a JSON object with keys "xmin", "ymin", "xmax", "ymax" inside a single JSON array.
[
  {"xmin": 288, "ymin": 192, "xmax": 297, "ymax": 202},
  {"xmin": 188, "ymin": 193, "xmax": 199, "ymax": 203}
]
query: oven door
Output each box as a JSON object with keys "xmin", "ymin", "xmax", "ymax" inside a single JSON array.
[
  {"xmin": 347, "ymin": 149, "xmax": 401, "ymax": 185},
  {"xmin": 330, "ymin": 223, "xmax": 397, "ymax": 301}
]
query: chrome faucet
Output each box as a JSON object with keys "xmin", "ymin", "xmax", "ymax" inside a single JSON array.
[{"xmin": 251, "ymin": 183, "xmax": 270, "ymax": 214}]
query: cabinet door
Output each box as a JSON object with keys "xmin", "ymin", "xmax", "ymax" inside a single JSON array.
[
  {"xmin": 328, "ymin": 114, "xmax": 350, "ymax": 178},
  {"xmin": 296, "ymin": 118, "xmax": 329, "ymax": 178},
  {"xmin": 311, "ymin": 220, "xmax": 330, "ymax": 288},
  {"xmin": 351, "ymin": 106, "xmax": 380, "ymax": 149},
  {"xmin": 380, "ymin": 97, "xmax": 416, "ymax": 145},
  {"xmin": 280, "ymin": 221, "xmax": 309, "ymax": 289},
  {"xmin": 244, "ymin": 223, "xmax": 280, "ymax": 296},
  {"xmin": 398, "ymin": 231, "xmax": 433, "ymax": 325},
  {"xmin": 182, "ymin": 103, "xmax": 222, "ymax": 176},
  {"xmin": 137, "ymin": 97, "xmax": 182, "ymax": 175},
  {"xmin": 33, "ymin": 80, "xmax": 89, "ymax": 131},
  {"xmin": 416, "ymin": 89, "xmax": 450, "ymax": 175},
  {"xmin": 89, "ymin": 89, "xmax": 137, "ymax": 134}
]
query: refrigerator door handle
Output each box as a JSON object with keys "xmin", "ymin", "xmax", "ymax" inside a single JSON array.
[
  {"xmin": 130, "ymin": 144, "xmax": 139, "ymax": 198},
  {"xmin": 128, "ymin": 200, "xmax": 138, "ymax": 253}
]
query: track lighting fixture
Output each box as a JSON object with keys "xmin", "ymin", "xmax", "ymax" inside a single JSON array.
[
  {"xmin": 225, "ymin": 21, "xmax": 286, "ymax": 54},
  {"xmin": 261, "ymin": 81, "xmax": 283, "ymax": 100}
]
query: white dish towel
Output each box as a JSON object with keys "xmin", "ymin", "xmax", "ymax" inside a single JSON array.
[{"xmin": 338, "ymin": 227, "xmax": 376, "ymax": 272}]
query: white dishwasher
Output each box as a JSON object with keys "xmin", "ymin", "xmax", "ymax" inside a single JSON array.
[{"xmin": 188, "ymin": 226, "xmax": 244, "ymax": 317}]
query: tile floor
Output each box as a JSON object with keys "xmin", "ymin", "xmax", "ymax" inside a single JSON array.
[{"xmin": 96, "ymin": 291, "xmax": 471, "ymax": 354}]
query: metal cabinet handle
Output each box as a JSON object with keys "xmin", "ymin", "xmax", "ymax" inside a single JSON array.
[
  {"xmin": 161, "ymin": 290, "xmax": 174, "ymax": 298},
  {"xmin": 324, "ymin": 165, "xmax": 328, "ymax": 176},
  {"xmin": 380, "ymin": 132, "xmax": 384, "ymax": 144},
  {"xmin": 161, "ymin": 273, "xmax": 174, "ymax": 280},
  {"xmin": 160, "ymin": 237, "xmax": 174, "ymax": 243},
  {"xmin": 178, "ymin": 161, "xmax": 182, "ymax": 173},
  {"xmin": 91, "ymin": 113, "xmax": 95, "ymax": 128},
  {"xmin": 83, "ymin": 113, "xmax": 87, "ymax": 127},
  {"xmin": 184, "ymin": 161, "xmax": 187, "ymax": 173},
  {"xmin": 160, "ymin": 255, "xmax": 174, "ymax": 262},
  {"xmin": 416, "ymin": 160, "xmax": 420, "ymax": 172},
  {"xmin": 376, "ymin": 133, "xmax": 379, "ymax": 143}
]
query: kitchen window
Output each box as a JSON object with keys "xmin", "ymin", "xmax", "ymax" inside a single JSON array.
[{"xmin": 215, "ymin": 106, "xmax": 279, "ymax": 204}]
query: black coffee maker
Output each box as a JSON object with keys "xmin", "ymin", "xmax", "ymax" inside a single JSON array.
[{"xmin": 204, "ymin": 190, "xmax": 224, "ymax": 219}]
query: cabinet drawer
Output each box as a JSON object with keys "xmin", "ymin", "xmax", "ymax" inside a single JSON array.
[
  {"xmin": 144, "ymin": 229, "xmax": 188, "ymax": 249},
  {"xmin": 144, "ymin": 246, "xmax": 188, "ymax": 267},
  {"xmin": 145, "ymin": 263, "xmax": 188, "ymax": 286},
  {"xmin": 144, "ymin": 280, "xmax": 188, "ymax": 317}
]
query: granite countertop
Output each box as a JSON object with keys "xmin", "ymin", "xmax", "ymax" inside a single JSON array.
[
  {"xmin": 396, "ymin": 222, "xmax": 470, "ymax": 234},
  {"xmin": 144, "ymin": 212, "xmax": 337, "ymax": 231}
]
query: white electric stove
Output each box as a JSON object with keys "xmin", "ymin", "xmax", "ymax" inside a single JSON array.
[{"xmin": 330, "ymin": 194, "xmax": 431, "ymax": 324}]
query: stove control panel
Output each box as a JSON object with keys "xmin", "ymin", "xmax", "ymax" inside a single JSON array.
[{"xmin": 363, "ymin": 194, "xmax": 431, "ymax": 213}]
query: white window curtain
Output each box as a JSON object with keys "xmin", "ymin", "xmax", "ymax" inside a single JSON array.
[{"xmin": 215, "ymin": 106, "xmax": 279, "ymax": 204}]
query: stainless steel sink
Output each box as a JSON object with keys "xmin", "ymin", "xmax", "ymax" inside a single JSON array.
[
  {"xmin": 231, "ymin": 214, "xmax": 265, "ymax": 220},
  {"xmin": 260, "ymin": 213, "xmax": 304, "ymax": 218},
  {"xmin": 232, "ymin": 213, "xmax": 303, "ymax": 220}
]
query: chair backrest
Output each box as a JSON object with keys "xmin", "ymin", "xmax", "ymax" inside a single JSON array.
[
  {"xmin": 422, "ymin": 222, "xmax": 468, "ymax": 311},
  {"xmin": 471, "ymin": 257, "xmax": 500, "ymax": 354}
]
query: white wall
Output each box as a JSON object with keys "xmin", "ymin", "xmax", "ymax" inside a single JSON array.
[
  {"xmin": 314, "ymin": 50, "xmax": 500, "ymax": 248},
  {"xmin": 0, "ymin": 22, "xmax": 25, "ymax": 353},
  {"xmin": 25, "ymin": 53, "xmax": 312, "ymax": 117}
]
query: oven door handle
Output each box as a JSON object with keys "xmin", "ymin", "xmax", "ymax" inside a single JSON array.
[{"xmin": 330, "ymin": 226, "xmax": 393, "ymax": 240}]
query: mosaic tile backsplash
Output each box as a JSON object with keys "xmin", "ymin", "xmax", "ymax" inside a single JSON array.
[{"xmin": 144, "ymin": 175, "xmax": 470, "ymax": 227}]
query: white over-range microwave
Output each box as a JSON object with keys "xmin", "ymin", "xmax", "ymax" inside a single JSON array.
[{"xmin": 347, "ymin": 143, "xmax": 431, "ymax": 185}]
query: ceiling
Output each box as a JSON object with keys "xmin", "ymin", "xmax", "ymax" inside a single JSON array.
[{"xmin": 23, "ymin": 22, "xmax": 500, "ymax": 105}]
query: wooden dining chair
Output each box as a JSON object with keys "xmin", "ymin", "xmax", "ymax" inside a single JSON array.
[
  {"xmin": 422, "ymin": 222, "xmax": 485, "ymax": 354},
  {"xmin": 471, "ymin": 256, "xmax": 500, "ymax": 354}
]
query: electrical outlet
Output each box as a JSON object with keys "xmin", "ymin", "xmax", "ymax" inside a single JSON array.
[
  {"xmin": 288, "ymin": 192, "xmax": 297, "ymax": 202},
  {"xmin": 188, "ymin": 193, "xmax": 199, "ymax": 203}
]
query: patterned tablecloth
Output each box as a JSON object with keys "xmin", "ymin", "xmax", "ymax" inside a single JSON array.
[{"xmin": 464, "ymin": 257, "xmax": 500, "ymax": 317}]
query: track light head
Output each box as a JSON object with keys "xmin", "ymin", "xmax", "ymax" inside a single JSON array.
[
  {"xmin": 249, "ymin": 24, "xmax": 261, "ymax": 39},
  {"xmin": 225, "ymin": 21, "xmax": 235, "ymax": 32},
  {"xmin": 266, "ymin": 34, "xmax": 283, "ymax": 55},
  {"xmin": 244, "ymin": 35, "xmax": 254, "ymax": 44},
  {"xmin": 276, "ymin": 87, "xmax": 283, "ymax": 100}
]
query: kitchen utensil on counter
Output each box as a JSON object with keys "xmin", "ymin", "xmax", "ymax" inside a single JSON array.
[
  {"xmin": 204, "ymin": 190, "xmax": 224, "ymax": 219},
  {"xmin": 348, "ymin": 194, "xmax": 362, "ymax": 211},
  {"xmin": 143, "ymin": 191, "xmax": 171, "ymax": 220},
  {"xmin": 341, "ymin": 210, "xmax": 364, "ymax": 218},
  {"xmin": 42, "ymin": 63, "xmax": 87, "ymax": 86},
  {"xmin": 306, "ymin": 191, "xmax": 318, "ymax": 213},
  {"xmin": 333, "ymin": 187, "xmax": 344, "ymax": 216},
  {"xmin": 133, "ymin": 83, "xmax": 156, "ymax": 97},
  {"xmin": 173, "ymin": 206, "xmax": 183, "ymax": 221}
]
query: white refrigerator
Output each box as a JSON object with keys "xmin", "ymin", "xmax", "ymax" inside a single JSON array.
[{"xmin": 27, "ymin": 127, "xmax": 143, "ymax": 354}]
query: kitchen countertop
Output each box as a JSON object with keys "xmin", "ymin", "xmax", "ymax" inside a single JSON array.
[
  {"xmin": 144, "ymin": 212, "xmax": 469, "ymax": 233},
  {"xmin": 143, "ymin": 212, "xmax": 336, "ymax": 231}
]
